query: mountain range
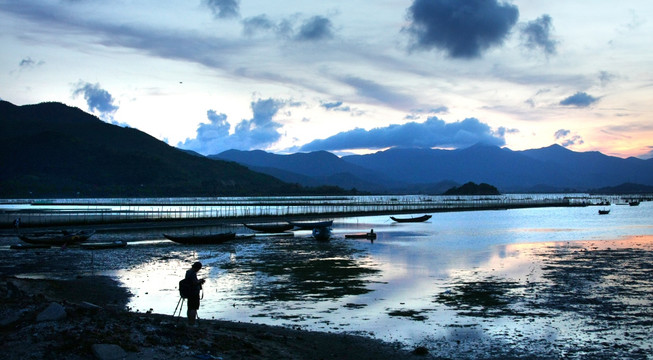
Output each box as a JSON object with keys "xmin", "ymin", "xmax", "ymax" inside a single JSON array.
[
  {"xmin": 213, "ymin": 144, "xmax": 653, "ymax": 193},
  {"xmin": 2, "ymin": 100, "xmax": 652, "ymax": 197},
  {"xmin": 0, "ymin": 101, "xmax": 322, "ymax": 198}
]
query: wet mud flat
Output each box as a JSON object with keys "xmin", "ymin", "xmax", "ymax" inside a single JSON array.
[
  {"xmin": 1, "ymin": 233, "xmax": 653, "ymax": 359},
  {"xmin": 411, "ymin": 236, "xmax": 653, "ymax": 359}
]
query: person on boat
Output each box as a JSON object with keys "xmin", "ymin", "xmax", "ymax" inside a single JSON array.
[{"xmin": 185, "ymin": 261, "xmax": 205, "ymax": 325}]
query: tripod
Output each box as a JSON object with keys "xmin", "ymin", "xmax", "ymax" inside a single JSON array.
[{"xmin": 173, "ymin": 296, "xmax": 201, "ymax": 324}]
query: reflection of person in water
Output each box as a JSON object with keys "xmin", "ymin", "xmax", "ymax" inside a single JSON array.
[{"xmin": 185, "ymin": 261, "xmax": 205, "ymax": 325}]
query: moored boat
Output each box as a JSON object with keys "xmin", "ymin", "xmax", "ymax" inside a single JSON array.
[
  {"xmin": 345, "ymin": 230, "xmax": 376, "ymax": 240},
  {"xmin": 289, "ymin": 220, "xmax": 334, "ymax": 230},
  {"xmin": 243, "ymin": 222, "xmax": 293, "ymax": 233},
  {"xmin": 312, "ymin": 227, "xmax": 332, "ymax": 241},
  {"xmin": 163, "ymin": 232, "xmax": 236, "ymax": 245},
  {"xmin": 19, "ymin": 230, "xmax": 93, "ymax": 246},
  {"xmin": 629, "ymin": 201, "xmax": 640, "ymax": 206},
  {"xmin": 390, "ymin": 214, "xmax": 432, "ymax": 223},
  {"xmin": 598, "ymin": 209, "xmax": 610, "ymax": 215},
  {"xmin": 10, "ymin": 243, "xmax": 51, "ymax": 250},
  {"xmin": 80, "ymin": 240, "xmax": 127, "ymax": 249}
]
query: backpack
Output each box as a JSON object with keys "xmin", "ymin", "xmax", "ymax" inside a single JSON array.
[{"xmin": 179, "ymin": 278, "xmax": 192, "ymax": 298}]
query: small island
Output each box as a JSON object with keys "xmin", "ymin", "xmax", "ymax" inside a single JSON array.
[{"xmin": 443, "ymin": 182, "xmax": 501, "ymax": 195}]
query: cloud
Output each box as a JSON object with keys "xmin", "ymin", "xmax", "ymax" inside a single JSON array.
[
  {"xmin": 296, "ymin": 16, "xmax": 333, "ymax": 41},
  {"xmin": 559, "ymin": 92, "xmax": 599, "ymax": 107},
  {"xmin": 339, "ymin": 75, "xmax": 416, "ymax": 109},
  {"xmin": 320, "ymin": 100, "xmax": 364, "ymax": 116},
  {"xmin": 405, "ymin": 0, "xmax": 519, "ymax": 58},
  {"xmin": 18, "ymin": 56, "xmax": 45, "ymax": 69},
  {"xmin": 242, "ymin": 15, "xmax": 275, "ymax": 36},
  {"xmin": 299, "ymin": 116, "xmax": 505, "ymax": 151},
  {"xmin": 599, "ymin": 71, "xmax": 616, "ymax": 87},
  {"xmin": 554, "ymin": 129, "xmax": 584, "ymax": 147},
  {"xmin": 71, "ymin": 81, "xmax": 119, "ymax": 122},
  {"xmin": 178, "ymin": 98, "xmax": 287, "ymax": 155},
  {"xmin": 641, "ymin": 146, "xmax": 653, "ymax": 160},
  {"xmin": 520, "ymin": 15, "xmax": 557, "ymax": 55},
  {"xmin": 204, "ymin": 0, "xmax": 239, "ymax": 19}
]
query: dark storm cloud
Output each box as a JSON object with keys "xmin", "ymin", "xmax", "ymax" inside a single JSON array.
[
  {"xmin": 520, "ymin": 15, "xmax": 557, "ymax": 55},
  {"xmin": 178, "ymin": 98, "xmax": 287, "ymax": 155},
  {"xmin": 299, "ymin": 116, "xmax": 505, "ymax": 151},
  {"xmin": 554, "ymin": 129, "xmax": 584, "ymax": 147},
  {"xmin": 204, "ymin": 0, "xmax": 239, "ymax": 19},
  {"xmin": 405, "ymin": 0, "xmax": 519, "ymax": 59},
  {"xmin": 72, "ymin": 81, "xmax": 119, "ymax": 121},
  {"xmin": 560, "ymin": 92, "xmax": 599, "ymax": 107},
  {"xmin": 296, "ymin": 16, "xmax": 333, "ymax": 41}
]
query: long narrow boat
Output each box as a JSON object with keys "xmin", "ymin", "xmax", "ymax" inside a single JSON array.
[
  {"xmin": 390, "ymin": 214, "xmax": 432, "ymax": 223},
  {"xmin": 289, "ymin": 220, "xmax": 334, "ymax": 230},
  {"xmin": 10, "ymin": 243, "xmax": 51, "ymax": 250},
  {"xmin": 598, "ymin": 209, "xmax": 610, "ymax": 215},
  {"xmin": 243, "ymin": 222, "xmax": 293, "ymax": 233},
  {"xmin": 163, "ymin": 232, "xmax": 236, "ymax": 245},
  {"xmin": 80, "ymin": 240, "xmax": 128, "ymax": 250},
  {"xmin": 19, "ymin": 230, "xmax": 94, "ymax": 246},
  {"xmin": 345, "ymin": 230, "xmax": 377, "ymax": 240}
]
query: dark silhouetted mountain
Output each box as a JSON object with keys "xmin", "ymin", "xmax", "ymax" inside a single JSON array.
[
  {"xmin": 211, "ymin": 144, "xmax": 653, "ymax": 193},
  {"xmin": 589, "ymin": 183, "xmax": 653, "ymax": 195},
  {"xmin": 212, "ymin": 149, "xmax": 397, "ymax": 192},
  {"xmin": 443, "ymin": 182, "xmax": 501, "ymax": 195},
  {"xmin": 0, "ymin": 101, "xmax": 315, "ymax": 198}
]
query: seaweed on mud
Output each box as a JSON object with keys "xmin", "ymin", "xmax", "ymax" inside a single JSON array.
[
  {"xmin": 387, "ymin": 309, "xmax": 428, "ymax": 321},
  {"xmin": 433, "ymin": 278, "xmax": 548, "ymax": 318}
]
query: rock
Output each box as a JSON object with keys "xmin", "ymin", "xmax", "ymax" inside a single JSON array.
[
  {"xmin": 0, "ymin": 312, "xmax": 21, "ymax": 328},
  {"xmin": 36, "ymin": 302, "xmax": 66, "ymax": 322},
  {"xmin": 92, "ymin": 344, "xmax": 127, "ymax": 360},
  {"xmin": 412, "ymin": 346, "xmax": 429, "ymax": 356}
]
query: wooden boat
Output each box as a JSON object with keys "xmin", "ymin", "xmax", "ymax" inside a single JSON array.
[
  {"xmin": 19, "ymin": 230, "xmax": 93, "ymax": 246},
  {"xmin": 163, "ymin": 232, "xmax": 236, "ymax": 245},
  {"xmin": 345, "ymin": 230, "xmax": 376, "ymax": 240},
  {"xmin": 289, "ymin": 220, "xmax": 334, "ymax": 230},
  {"xmin": 243, "ymin": 222, "xmax": 293, "ymax": 233},
  {"xmin": 10, "ymin": 243, "xmax": 51, "ymax": 250},
  {"xmin": 598, "ymin": 209, "xmax": 610, "ymax": 215},
  {"xmin": 629, "ymin": 201, "xmax": 640, "ymax": 206},
  {"xmin": 390, "ymin": 214, "xmax": 432, "ymax": 223},
  {"xmin": 312, "ymin": 227, "xmax": 332, "ymax": 241},
  {"xmin": 80, "ymin": 240, "xmax": 127, "ymax": 250}
]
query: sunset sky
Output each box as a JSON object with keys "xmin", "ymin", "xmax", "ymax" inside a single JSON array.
[{"xmin": 1, "ymin": 0, "xmax": 652, "ymax": 159}]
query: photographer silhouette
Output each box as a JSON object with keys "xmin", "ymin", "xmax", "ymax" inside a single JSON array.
[{"xmin": 185, "ymin": 262, "xmax": 204, "ymax": 325}]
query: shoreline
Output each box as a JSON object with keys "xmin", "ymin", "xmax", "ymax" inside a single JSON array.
[{"xmin": 1, "ymin": 275, "xmax": 422, "ymax": 360}]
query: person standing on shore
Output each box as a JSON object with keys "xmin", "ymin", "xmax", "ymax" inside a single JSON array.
[{"xmin": 185, "ymin": 261, "xmax": 205, "ymax": 325}]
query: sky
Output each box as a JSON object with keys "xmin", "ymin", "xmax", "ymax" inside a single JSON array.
[{"xmin": 1, "ymin": 0, "xmax": 652, "ymax": 159}]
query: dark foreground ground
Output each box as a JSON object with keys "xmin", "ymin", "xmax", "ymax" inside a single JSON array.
[{"xmin": 1, "ymin": 276, "xmax": 425, "ymax": 360}]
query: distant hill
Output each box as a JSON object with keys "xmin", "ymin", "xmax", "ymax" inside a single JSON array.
[
  {"xmin": 443, "ymin": 182, "xmax": 500, "ymax": 195},
  {"xmin": 0, "ymin": 101, "xmax": 319, "ymax": 198},
  {"xmin": 211, "ymin": 145, "xmax": 653, "ymax": 194}
]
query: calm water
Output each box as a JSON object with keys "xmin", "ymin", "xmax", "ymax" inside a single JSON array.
[
  {"xmin": 112, "ymin": 202, "xmax": 653, "ymax": 353},
  {"xmin": 3, "ymin": 201, "xmax": 651, "ymax": 357}
]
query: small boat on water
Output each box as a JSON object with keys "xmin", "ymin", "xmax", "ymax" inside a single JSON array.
[
  {"xmin": 345, "ymin": 230, "xmax": 376, "ymax": 240},
  {"xmin": 629, "ymin": 201, "xmax": 640, "ymax": 206},
  {"xmin": 80, "ymin": 240, "xmax": 128, "ymax": 250},
  {"xmin": 312, "ymin": 227, "xmax": 332, "ymax": 241},
  {"xmin": 243, "ymin": 222, "xmax": 293, "ymax": 233},
  {"xmin": 289, "ymin": 220, "xmax": 334, "ymax": 230},
  {"xmin": 598, "ymin": 209, "xmax": 610, "ymax": 215},
  {"xmin": 19, "ymin": 229, "xmax": 95, "ymax": 246},
  {"xmin": 390, "ymin": 214, "xmax": 432, "ymax": 223},
  {"xmin": 163, "ymin": 232, "xmax": 236, "ymax": 245}
]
